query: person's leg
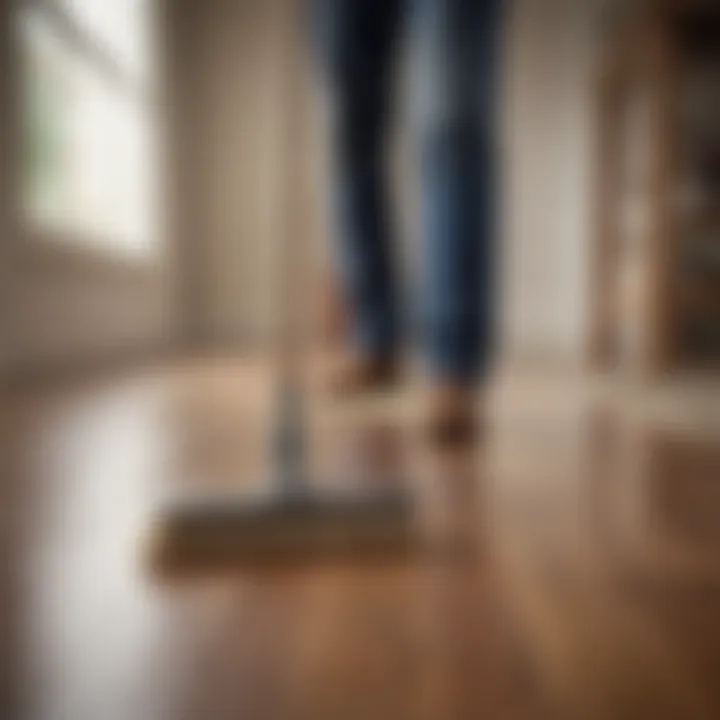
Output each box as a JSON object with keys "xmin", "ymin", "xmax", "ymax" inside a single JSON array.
[
  {"xmin": 313, "ymin": 0, "xmax": 405, "ymax": 367},
  {"xmin": 413, "ymin": 0, "xmax": 504, "ymax": 386}
]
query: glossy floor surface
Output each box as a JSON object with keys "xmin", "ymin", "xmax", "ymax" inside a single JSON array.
[{"xmin": 2, "ymin": 359, "xmax": 720, "ymax": 719}]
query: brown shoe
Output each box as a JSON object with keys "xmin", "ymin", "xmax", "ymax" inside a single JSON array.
[
  {"xmin": 328, "ymin": 353, "xmax": 400, "ymax": 396},
  {"xmin": 425, "ymin": 382, "xmax": 477, "ymax": 445}
]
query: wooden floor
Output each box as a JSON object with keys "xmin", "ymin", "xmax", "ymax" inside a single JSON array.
[{"xmin": 2, "ymin": 358, "xmax": 720, "ymax": 720}]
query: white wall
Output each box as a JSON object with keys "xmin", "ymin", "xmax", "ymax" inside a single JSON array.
[{"xmin": 500, "ymin": 0, "xmax": 599, "ymax": 363}]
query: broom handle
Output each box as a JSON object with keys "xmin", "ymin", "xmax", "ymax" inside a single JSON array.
[
  {"xmin": 274, "ymin": 0, "xmax": 308, "ymax": 492},
  {"xmin": 278, "ymin": 0, "xmax": 304, "ymax": 371}
]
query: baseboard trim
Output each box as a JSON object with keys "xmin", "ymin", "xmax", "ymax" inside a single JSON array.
[{"xmin": 5, "ymin": 342, "xmax": 179, "ymax": 388}]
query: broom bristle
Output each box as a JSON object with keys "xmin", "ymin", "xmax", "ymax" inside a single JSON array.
[{"xmin": 145, "ymin": 486, "xmax": 417, "ymax": 573}]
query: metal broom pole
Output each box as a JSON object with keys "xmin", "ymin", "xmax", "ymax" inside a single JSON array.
[{"xmin": 273, "ymin": 0, "xmax": 310, "ymax": 496}]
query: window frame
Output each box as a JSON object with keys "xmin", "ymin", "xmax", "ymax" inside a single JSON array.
[{"xmin": 18, "ymin": 0, "xmax": 161, "ymax": 265}]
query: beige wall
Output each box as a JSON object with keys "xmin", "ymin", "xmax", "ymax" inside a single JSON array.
[
  {"xmin": 2, "ymin": 0, "xmax": 602, "ymax": 373},
  {"xmin": 170, "ymin": 0, "xmax": 326, "ymax": 349},
  {"xmin": 0, "ymin": 0, "xmax": 15, "ymax": 373},
  {"xmin": 172, "ymin": 0, "xmax": 601, "ymax": 363},
  {"xmin": 10, "ymin": 244, "xmax": 175, "ymax": 367}
]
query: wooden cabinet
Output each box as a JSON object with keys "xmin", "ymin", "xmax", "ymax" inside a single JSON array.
[{"xmin": 592, "ymin": 0, "xmax": 720, "ymax": 373}]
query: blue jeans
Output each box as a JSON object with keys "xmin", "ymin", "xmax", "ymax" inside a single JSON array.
[{"xmin": 314, "ymin": 0, "xmax": 503, "ymax": 383}]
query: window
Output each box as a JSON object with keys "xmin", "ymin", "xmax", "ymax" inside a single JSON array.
[{"xmin": 20, "ymin": 0, "xmax": 158, "ymax": 258}]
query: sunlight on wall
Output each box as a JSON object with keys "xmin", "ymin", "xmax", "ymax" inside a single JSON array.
[{"xmin": 19, "ymin": 0, "xmax": 158, "ymax": 258}]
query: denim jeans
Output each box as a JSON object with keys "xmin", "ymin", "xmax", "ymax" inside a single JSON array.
[{"xmin": 313, "ymin": 0, "xmax": 504, "ymax": 382}]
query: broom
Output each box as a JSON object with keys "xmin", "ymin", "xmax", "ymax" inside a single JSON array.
[{"xmin": 146, "ymin": 0, "xmax": 415, "ymax": 570}]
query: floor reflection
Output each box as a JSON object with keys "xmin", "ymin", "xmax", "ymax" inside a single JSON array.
[
  {"xmin": 6, "ymin": 364, "xmax": 720, "ymax": 719},
  {"xmin": 488, "ymin": 397, "xmax": 720, "ymax": 720}
]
